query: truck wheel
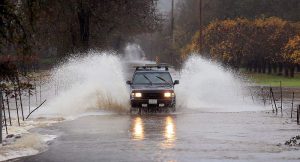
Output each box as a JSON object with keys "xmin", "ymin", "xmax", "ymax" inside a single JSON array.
[
  {"xmin": 170, "ymin": 106, "xmax": 176, "ymax": 112},
  {"xmin": 130, "ymin": 108, "xmax": 133, "ymax": 114},
  {"xmin": 130, "ymin": 107, "xmax": 138, "ymax": 114}
]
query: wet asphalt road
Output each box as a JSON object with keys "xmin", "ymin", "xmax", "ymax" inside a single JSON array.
[{"xmin": 15, "ymin": 110, "xmax": 300, "ymax": 162}]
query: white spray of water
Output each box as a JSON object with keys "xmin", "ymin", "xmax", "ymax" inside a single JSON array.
[
  {"xmin": 176, "ymin": 55, "xmax": 262, "ymax": 112},
  {"xmin": 123, "ymin": 44, "xmax": 146, "ymax": 61},
  {"xmin": 122, "ymin": 43, "xmax": 155, "ymax": 80},
  {"xmin": 38, "ymin": 44, "xmax": 150, "ymax": 117},
  {"xmin": 123, "ymin": 43, "xmax": 154, "ymax": 65},
  {"xmin": 36, "ymin": 46, "xmax": 262, "ymax": 117},
  {"xmin": 42, "ymin": 52, "xmax": 129, "ymax": 116}
]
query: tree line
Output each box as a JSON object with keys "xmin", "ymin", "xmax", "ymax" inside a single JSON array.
[
  {"xmin": 139, "ymin": 0, "xmax": 300, "ymax": 68},
  {"xmin": 181, "ymin": 17, "xmax": 300, "ymax": 77},
  {"xmin": 1, "ymin": 0, "xmax": 161, "ymax": 70}
]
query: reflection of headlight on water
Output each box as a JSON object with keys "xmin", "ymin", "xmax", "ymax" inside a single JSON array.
[
  {"xmin": 132, "ymin": 117, "xmax": 144, "ymax": 140},
  {"xmin": 161, "ymin": 116, "xmax": 176, "ymax": 149},
  {"xmin": 164, "ymin": 116, "xmax": 175, "ymax": 140},
  {"xmin": 131, "ymin": 116, "xmax": 176, "ymax": 148}
]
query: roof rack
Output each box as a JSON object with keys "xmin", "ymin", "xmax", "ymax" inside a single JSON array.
[{"xmin": 134, "ymin": 63, "xmax": 169, "ymax": 71}]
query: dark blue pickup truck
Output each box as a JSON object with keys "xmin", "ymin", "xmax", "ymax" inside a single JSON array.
[{"xmin": 126, "ymin": 64, "xmax": 179, "ymax": 113}]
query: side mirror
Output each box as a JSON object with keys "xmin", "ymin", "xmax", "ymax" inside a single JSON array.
[
  {"xmin": 174, "ymin": 80, "xmax": 179, "ymax": 85},
  {"xmin": 126, "ymin": 81, "xmax": 132, "ymax": 85}
]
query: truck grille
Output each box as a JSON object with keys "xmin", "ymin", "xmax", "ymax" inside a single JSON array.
[{"xmin": 142, "ymin": 92, "xmax": 163, "ymax": 99}]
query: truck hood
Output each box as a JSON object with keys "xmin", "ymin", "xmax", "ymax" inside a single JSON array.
[{"xmin": 131, "ymin": 84, "xmax": 173, "ymax": 91}]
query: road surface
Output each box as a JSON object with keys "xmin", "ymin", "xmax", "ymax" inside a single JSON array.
[{"xmin": 15, "ymin": 110, "xmax": 300, "ymax": 162}]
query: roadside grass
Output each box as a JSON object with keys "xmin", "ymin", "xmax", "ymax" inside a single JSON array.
[{"xmin": 244, "ymin": 72, "xmax": 300, "ymax": 87}]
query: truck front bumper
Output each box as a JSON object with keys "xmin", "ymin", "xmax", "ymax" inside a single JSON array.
[{"xmin": 130, "ymin": 98, "xmax": 175, "ymax": 108}]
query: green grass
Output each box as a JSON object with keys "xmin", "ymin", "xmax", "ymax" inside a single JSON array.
[{"xmin": 245, "ymin": 73, "xmax": 300, "ymax": 87}]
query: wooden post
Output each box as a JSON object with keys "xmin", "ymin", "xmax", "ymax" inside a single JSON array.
[
  {"xmin": 170, "ymin": 0, "xmax": 174, "ymax": 65},
  {"xmin": 39, "ymin": 74, "xmax": 42, "ymax": 103},
  {"xmin": 28, "ymin": 86, "xmax": 31, "ymax": 114},
  {"xmin": 14, "ymin": 83, "xmax": 20, "ymax": 126},
  {"xmin": 0, "ymin": 90, "xmax": 2, "ymax": 144},
  {"xmin": 1, "ymin": 92, "xmax": 7, "ymax": 134},
  {"xmin": 5, "ymin": 91, "xmax": 12, "ymax": 126},
  {"xmin": 291, "ymin": 92, "xmax": 294, "ymax": 118},
  {"xmin": 34, "ymin": 77, "xmax": 38, "ymax": 106},
  {"xmin": 17, "ymin": 75, "xmax": 25, "ymax": 121}
]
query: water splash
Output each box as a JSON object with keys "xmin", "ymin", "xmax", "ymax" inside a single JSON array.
[
  {"xmin": 38, "ymin": 47, "xmax": 262, "ymax": 117},
  {"xmin": 43, "ymin": 51, "xmax": 129, "ymax": 116},
  {"xmin": 123, "ymin": 43, "xmax": 146, "ymax": 61},
  {"xmin": 176, "ymin": 55, "xmax": 262, "ymax": 112},
  {"xmin": 123, "ymin": 43, "xmax": 154, "ymax": 64},
  {"xmin": 122, "ymin": 43, "xmax": 155, "ymax": 80}
]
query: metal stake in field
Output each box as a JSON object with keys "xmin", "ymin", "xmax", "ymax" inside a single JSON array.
[
  {"xmin": 269, "ymin": 86, "xmax": 274, "ymax": 113},
  {"xmin": 270, "ymin": 87, "xmax": 278, "ymax": 114},
  {"xmin": 261, "ymin": 87, "xmax": 266, "ymax": 106},
  {"xmin": 297, "ymin": 105, "xmax": 300, "ymax": 125},
  {"xmin": 280, "ymin": 81, "xmax": 283, "ymax": 116},
  {"xmin": 291, "ymin": 92, "xmax": 294, "ymax": 118}
]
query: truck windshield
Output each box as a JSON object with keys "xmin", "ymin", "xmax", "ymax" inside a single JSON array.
[{"xmin": 133, "ymin": 72, "xmax": 173, "ymax": 85}]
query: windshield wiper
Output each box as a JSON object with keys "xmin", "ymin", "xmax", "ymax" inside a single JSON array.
[
  {"xmin": 156, "ymin": 76, "xmax": 172, "ymax": 86},
  {"xmin": 143, "ymin": 74, "xmax": 153, "ymax": 85}
]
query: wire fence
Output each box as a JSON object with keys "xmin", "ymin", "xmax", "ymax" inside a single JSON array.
[{"xmin": 253, "ymin": 83, "xmax": 300, "ymax": 125}]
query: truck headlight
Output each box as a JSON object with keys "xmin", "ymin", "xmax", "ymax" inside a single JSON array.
[
  {"xmin": 133, "ymin": 92, "xmax": 142, "ymax": 98},
  {"xmin": 164, "ymin": 92, "xmax": 174, "ymax": 98}
]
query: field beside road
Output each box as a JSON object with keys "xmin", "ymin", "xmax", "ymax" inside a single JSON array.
[{"xmin": 245, "ymin": 73, "xmax": 300, "ymax": 87}]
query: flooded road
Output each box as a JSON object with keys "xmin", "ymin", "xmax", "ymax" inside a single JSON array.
[{"xmin": 15, "ymin": 110, "xmax": 300, "ymax": 162}]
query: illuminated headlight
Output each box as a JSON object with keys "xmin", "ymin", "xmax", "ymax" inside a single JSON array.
[
  {"xmin": 132, "ymin": 92, "xmax": 142, "ymax": 98},
  {"xmin": 164, "ymin": 92, "xmax": 174, "ymax": 98}
]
